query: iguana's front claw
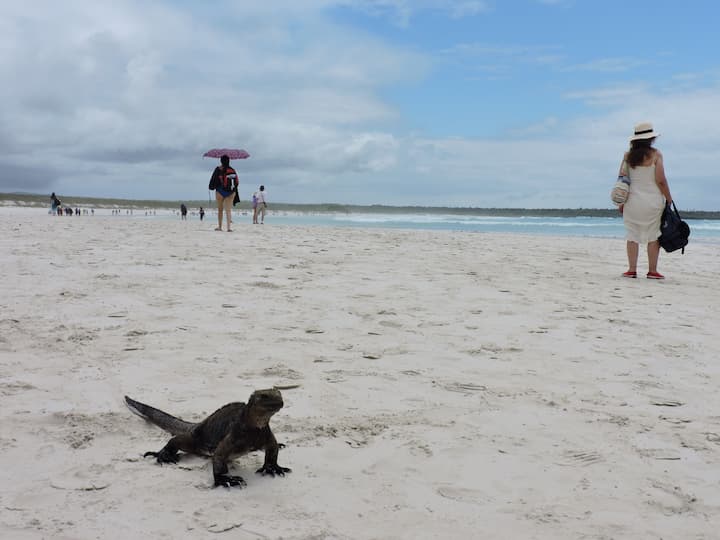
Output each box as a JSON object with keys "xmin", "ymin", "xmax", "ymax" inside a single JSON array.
[
  {"xmin": 256, "ymin": 464, "xmax": 292, "ymax": 477},
  {"xmin": 214, "ymin": 474, "xmax": 246, "ymax": 488}
]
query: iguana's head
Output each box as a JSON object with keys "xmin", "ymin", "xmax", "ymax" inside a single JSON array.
[{"xmin": 246, "ymin": 388, "xmax": 284, "ymax": 427}]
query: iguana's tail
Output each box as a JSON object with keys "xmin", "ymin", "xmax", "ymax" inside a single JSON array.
[{"xmin": 125, "ymin": 396, "xmax": 195, "ymax": 435}]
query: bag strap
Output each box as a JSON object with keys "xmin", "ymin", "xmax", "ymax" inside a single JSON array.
[
  {"xmin": 619, "ymin": 153, "xmax": 629, "ymax": 178},
  {"xmin": 673, "ymin": 202, "xmax": 686, "ymax": 255},
  {"xmin": 670, "ymin": 201, "xmax": 682, "ymax": 219}
]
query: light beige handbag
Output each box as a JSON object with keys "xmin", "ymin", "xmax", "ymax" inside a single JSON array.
[{"xmin": 611, "ymin": 159, "xmax": 630, "ymax": 206}]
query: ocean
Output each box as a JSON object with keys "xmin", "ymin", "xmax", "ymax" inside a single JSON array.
[
  {"xmin": 259, "ymin": 211, "xmax": 720, "ymax": 242},
  {"xmin": 13, "ymin": 204, "xmax": 720, "ymax": 242}
]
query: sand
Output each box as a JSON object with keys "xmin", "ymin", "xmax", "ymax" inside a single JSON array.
[{"xmin": 1, "ymin": 207, "xmax": 719, "ymax": 539}]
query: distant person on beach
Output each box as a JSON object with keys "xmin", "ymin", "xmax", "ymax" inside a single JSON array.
[
  {"xmin": 255, "ymin": 185, "xmax": 267, "ymax": 224},
  {"xmin": 199, "ymin": 207, "xmax": 205, "ymax": 221},
  {"xmin": 180, "ymin": 203, "xmax": 188, "ymax": 220},
  {"xmin": 619, "ymin": 122, "xmax": 673, "ymax": 280},
  {"xmin": 209, "ymin": 154, "xmax": 238, "ymax": 232},
  {"xmin": 252, "ymin": 191, "xmax": 259, "ymax": 224},
  {"xmin": 50, "ymin": 193, "xmax": 61, "ymax": 215}
]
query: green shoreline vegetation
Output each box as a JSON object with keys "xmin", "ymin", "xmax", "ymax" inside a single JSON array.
[{"xmin": 2, "ymin": 192, "xmax": 719, "ymax": 220}]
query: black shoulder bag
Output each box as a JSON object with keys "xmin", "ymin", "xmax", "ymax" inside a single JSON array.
[{"xmin": 659, "ymin": 202, "xmax": 690, "ymax": 254}]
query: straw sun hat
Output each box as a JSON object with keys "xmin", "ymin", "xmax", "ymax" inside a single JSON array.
[{"xmin": 629, "ymin": 121, "xmax": 660, "ymax": 141}]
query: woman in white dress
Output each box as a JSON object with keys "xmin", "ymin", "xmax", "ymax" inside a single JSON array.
[{"xmin": 619, "ymin": 122, "xmax": 673, "ymax": 279}]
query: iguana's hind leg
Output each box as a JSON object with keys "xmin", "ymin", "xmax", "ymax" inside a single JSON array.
[{"xmin": 144, "ymin": 433, "xmax": 200, "ymax": 464}]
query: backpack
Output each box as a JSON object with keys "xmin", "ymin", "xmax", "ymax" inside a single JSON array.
[
  {"xmin": 659, "ymin": 202, "xmax": 690, "ymax": 254},
  {"xmin": 208, "ymin": 167, "xmax": 236, "ymax": 191}
]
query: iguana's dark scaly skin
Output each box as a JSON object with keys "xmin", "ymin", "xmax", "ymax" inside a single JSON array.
[{"xmin": 125, "ymin": 388, "xmax": 291, "ymax": 488}]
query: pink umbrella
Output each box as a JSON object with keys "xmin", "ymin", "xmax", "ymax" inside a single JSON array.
[{"xmin": 203, "ymin": 148, "xmax": 250, "ymax": 159}]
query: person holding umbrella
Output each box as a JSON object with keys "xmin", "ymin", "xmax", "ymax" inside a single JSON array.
[{"xmin": 209, "ymin": 154, "xmax": 239, "ymax": 232}]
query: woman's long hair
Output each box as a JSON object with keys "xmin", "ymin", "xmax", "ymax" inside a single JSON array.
[{"xmin": 627, "ymin": 138, "xmax": 655, "ymax": 168}]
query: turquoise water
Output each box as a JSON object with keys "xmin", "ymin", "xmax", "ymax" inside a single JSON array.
[
  {"xmin": 261, "ymin": 212, "xmax": 720, "ymax": 242},
  {"xmin": 68, "ymin": 206, "xmax": 720, "ymax": 242}
]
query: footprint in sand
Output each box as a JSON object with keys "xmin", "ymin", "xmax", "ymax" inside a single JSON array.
[
  {"xmin": 125, "ymin": 329, "xmax": 148, "ymax": 337},
  {"xmin": 659, "ymin": 416, "xmax": 692, "ymax": 425},
  {"xmin": 0, "ymin": 381, "xmax": 37, "ymax": 396},
  {"xmin": 556, "ymin": 450, "xmax": 604, "ymax": 467},
  {"xmin": 442, "ymin": 382, "xmax": 487, "ymax": 394},
  {"xmin": 651, "ymin": 399, "xmax": 684, "ymax": 407},
  {"xmin": 436, "ymin": 485, "xmax": 491, "ymax": 505},
  {"xmin": 379, "ymin": 320, "xmax": 402, "ymax": 328},
  {"xmin": 251, "ymin": 281, "xmax": 281, "ymax": 289},
  {"xmin": 404, "ymin": 439, "xmax": 433, "ymax": 457},
  {"xmin": 193, "ymin": 505, "xmax": 271, "ymax": 536},
  {"xmin": 262, "ymin": 365, "xmax": 303, "ymax": 380},
  {"xmin": 646, "ymin": 481, "xmax": 698, "ymax": 515},
  {"xmin": 50, "ymin": 464, "xmax": 111, "ymax": 491}
]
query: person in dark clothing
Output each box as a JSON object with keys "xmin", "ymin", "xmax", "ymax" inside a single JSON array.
[
  {"xmin": 50, "ymin": 193, "xmax": 61, "ymax": 215},
  {"xmin": 209, "ymin": 154, "xmax": 238, "ymax": 232}
]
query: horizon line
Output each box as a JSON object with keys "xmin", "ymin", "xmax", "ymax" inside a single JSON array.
[{"xmin": 2, "ymin": 191, "xmax": 719, "ymax": 219}]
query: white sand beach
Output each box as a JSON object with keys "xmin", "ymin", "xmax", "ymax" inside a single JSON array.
[{"xmin": 1, "ymin": 207, "xmax": 719, "ymax": 539}]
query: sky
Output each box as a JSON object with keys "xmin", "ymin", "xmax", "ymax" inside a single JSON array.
[{"xmin": 1, "ymin": 0, "xmax": 719, "ymax": 209}]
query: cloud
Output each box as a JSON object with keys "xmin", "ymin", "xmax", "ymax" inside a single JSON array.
[
  {"xmin": 563, "ymin": 57, "xmax": 648, "ymax": 73},
  {"xmin": 0, "ymin": 1, "xmax": 426, "ymax": 198},
  {"xmin": 448, "ymin": 1, "xmax": 490, "ymax": 18},
  {"xmin": 535, "ymin": 0, "xmax": 574, "ymax": 5},
  {"xmin": 0, "ymin": 163, "xmax": 58, "ymax": 192},
  {"xmin": 384, "ymin": 82, "xmax": 720, "ymax": 210},
  {"xmin": 438, "ymin": 41, "xmax": 565, "ymax": 79},
  {"xmin": 339, "ymin": 0, "xmax": 489, "ymax": 26},
  {"xmin": 442, "ymin": 42, "xmax": 560, "ymax": 60},
  {"xmin": 1, "ymin": 1, "xmax": 719, "ymax": 210},
  {"xmin": 563, "ymin": 84, "xmax": 651, "ymax": 106}
]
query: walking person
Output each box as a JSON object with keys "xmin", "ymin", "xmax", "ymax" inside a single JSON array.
[
  {"xmin": 252, "ymin": 191, "xmax": 259, "ymax": 224},
  {"xmin": 619, "ymin": 122, "xmax": 673, "ymax": 279},
  {"xmin": 199, "ymin": 207, "xmax": 205, "ymax": 221},
  {"xmin": 50, "ymin": 192, "xmax": 61, "ymax": 215},
  {"xmin": 209, "ymin": 154, "xmax": 239, "ymax": 232},
  {"xmin": 256, "ymin": 185, "xmax": 268, "ymax": 224},
  {"xmin": 180, "ymin": 203, "xmax": 188, "ymax": 220}
]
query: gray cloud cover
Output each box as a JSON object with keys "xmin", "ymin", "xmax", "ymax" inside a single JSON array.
[{"xmin": 1, "ymin": 1, "xmax": 719, "ymax": 209}]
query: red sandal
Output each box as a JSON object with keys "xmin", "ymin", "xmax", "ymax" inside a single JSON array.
[
  {"xmin": 622, "ymin": 271, "xmax": 637, "ymax": 278},
  {"xmin": 647, "ymin": 272, "xmax": 665, "ymax": 280}
]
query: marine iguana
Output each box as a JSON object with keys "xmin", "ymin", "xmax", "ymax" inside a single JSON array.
[{"xmin": 125, "ymin": 388, "xmax": 291, "ymax": 488}]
